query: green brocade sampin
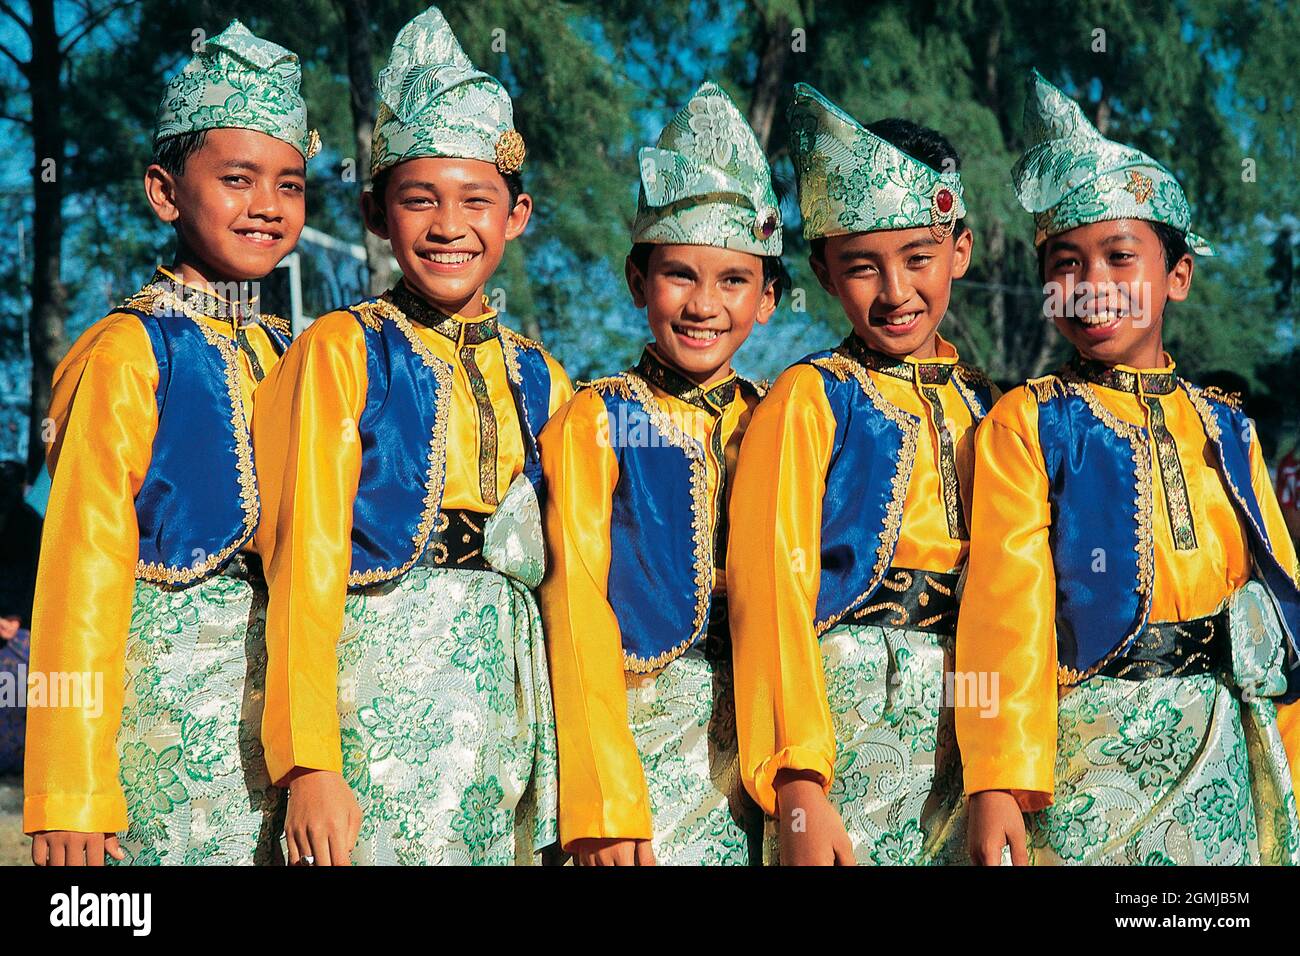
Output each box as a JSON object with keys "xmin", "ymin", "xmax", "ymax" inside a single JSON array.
[{"xmin": 1012, "ymin": 69, "xmax": 1214, "ymax": 255}]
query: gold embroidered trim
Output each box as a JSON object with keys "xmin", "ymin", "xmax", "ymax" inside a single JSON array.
[
  {"xmin": 351, "ymin": 299, "xmax": 392, "ymax": 331},
  {"xmin": 920, "ymin": 382, "xmax": 966, "ymax": 539},
  {"xmin": 1185, "ymin": 383, "xmax": 1274, "ymax": 561},
  {"xmin": 1143, "ymin": 394, "xmax": 1198, "ymax": 550},
  {"xmin": 460, "ymin": 339, "xmax": 499, "ymax": 506},
  {"xmin": 121, "ymin": 287, "xmax": 164, "ymax": 316},
  {"xmin": 1027, "ymin": 374, "xmax": 1065, "ymax": 403},
  {"xmin": 952, "ymin": 366, "xmax": 994, "ymax": 418},
  {"xmin": 259, "ymin": 312, "xmax": 290, "ymax": 336},
  {"xmin": 619, "ymin": 371, "xmax": 713, "ymax": 674},
  {"xmin": 1201, "ymin": 384, "xmax": 1242, "ymax": 412},
  {"xmin": 346, "ymin": 309, "xmax": 454, "ymax": 588},
  {"xmin": 1053, "ymin": 368, "xmax": 1155, "ymax": 685},
  {"xmin": 809, "ymin": 354, "xmax": 919, "ymax": 636},
  {"xmin": 135, "ymin": 300, "xmax": 259, "ymax": 585},
  {"xmin": 499, "ymin": 324, "xmax": 548, "ymax": 355},
  {"xmin": 587, "ymin": 376, "xmax": 634, "ymax": 400},
  {"xmin": 955, "ymin": 362, "xmax": 995, "ymax": 393}
]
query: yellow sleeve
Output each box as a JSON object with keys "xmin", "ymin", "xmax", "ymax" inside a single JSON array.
[
  {"xmin": 23, "ymin": 314, "xmax": 158, "ymax": 833},
  {"xmin": 1246, "ymin": 434, "xmax": 1300, "ymax": 797},
  {"xmin": 253, "ymin": 312, "xmax": 367, "ymax": 784},
  {"xmin": 955, "ymin": 386, "xmax": 1057, "ymax": 811},
  {"xmin": 544, "ymin": 351, "xmax": 574, "ymax": 416},
  {"xmin": 727, "ymin": 364, "xmax": 839, "ymax": 816},
  {"xmin": 537, "ymin": 389, "xmax": 654, "ymax": 847}
]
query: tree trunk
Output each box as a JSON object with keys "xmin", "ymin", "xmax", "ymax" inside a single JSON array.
[
  {"xmin": 339, "ymin": 0, "xmax": 392, "ymax": 293},
  {"xmin": 985, "ymin": 219, "xmax": 1009, "ymax": 379},
  {"xmin": 747, "ymin": 10, "xmax": 793, "ymax": 152},
  {"xmin": 27, "ymin": 0, "xmax": 66, "ymax": 482}
]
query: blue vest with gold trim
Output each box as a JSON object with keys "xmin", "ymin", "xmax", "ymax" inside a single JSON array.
[
  {"xmin": 589, "ymin": 372, "xmax": 739, "ymax": 673},
  {"xmin": 343, "ymin": 298, "xmax": 555, "ymax": 589},
  {"xmin": 120, "ymin": 297, "xmax": 290, "ymax": 586},
  {"xmin": 798, "ymin": 348, "xmax": 994, "ymax": 635},
  {"xmin": 1033, "ymin": 374, "xmax": 1300, "ymax": 697}
]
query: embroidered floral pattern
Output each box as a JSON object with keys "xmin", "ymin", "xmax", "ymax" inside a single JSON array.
[
  {"xmin": 1012, "ymin": 69, "xmax": 1213, "ymax": 255},
  {"xmin": 154, "ymin": 20, "xmax": 317, "ymax": 159},
  {"xmin": 1026, "ymin": 672, "xmax": 1300, "ymax": 865},
  {"xmin": 633, "ymin": 82, "xmax": 782, "ymax": 256},
  {"xmin": 371, "ymin": 8, "xmax": 521, "ymax": 176},
  {"xmin": 763, "ymin": 622, "xmax": 965, "ymax": 865},
  {"xmin": 114, "ymin": 576, "xmax": 282, "ymax": 865},
  {"xmin": 789, "ymin": 83, "xmax": 966, "ymax": 240},
  {"xmin": 337, "ymin": 565, "xmax": 557, "ymax": 865},
  {"xmin": 627, "ymin": 644, "xmax": 758, "ymax": 864}
]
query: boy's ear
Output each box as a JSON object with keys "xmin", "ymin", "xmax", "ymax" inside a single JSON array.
[
  {"xmin": 624, "ymin": 254, "xmax": 648, "ymax": 308},
  {"xmin": 360, "ymin": 190, "xmax": 389, "ymax": 240},
  {"xmin": 759, "ymin": 283, "xmax": 774, "ymax": 329},
  {"xmin": 950, "ymin": 227, "xmax": 974, "ymax": 279},
  {"xmin": 756, "ymin": 279, "xmax": 777, "ymax": 325},
  {"xmin": 143, "ymin": 165, "xmax": 181, "ymax": 224},
  {"xmin": 1165, "ymin": 253, "xmax": 1194, "ymax": 302},
  {"xmin": 504, "ymin": 192, "xmax": 533, "ymax": 242}
]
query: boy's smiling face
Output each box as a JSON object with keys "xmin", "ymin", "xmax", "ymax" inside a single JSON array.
[
  {"xmin": 1041, "ymin": 218, "xmax": 1193, "ymax": 367},
  {"xmin": 363, "ymin": 157, "xmax": 532, "ymax": 316},
  {"xmin": 813, "ymin": 225, "xmax": 972, "ymax": 359},
  {"xmin": 626, "ymin": 244, "xmax": 776, "ymax": 387},
  {"xmin": 145, "ymin": 127, "xmax": 307, "ymax": 282}
]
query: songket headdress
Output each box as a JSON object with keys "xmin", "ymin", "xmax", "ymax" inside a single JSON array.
[
  {"xmin": 632, "ymin": 81, "xmax": 782, "ymax": 256},
  {"xmin": 787, "ymin": 82, "xmax": 965, "ymax": 242},
  {"xmin": 1012, "ymin": 68, "xmax": 1214, "ymax": 255},
  {"xmin": 371, "ymin": 5, "xmax": 524, "ymax": 178},
  {"xmin": 154, "ymin": 19, "xmax": 320, "ymax": 161}
]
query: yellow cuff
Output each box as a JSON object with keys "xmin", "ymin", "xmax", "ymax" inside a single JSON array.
[
  {"xmin": 961, "ymin": 755, "xmax": 1054, "ymax": 812},
  {"xmin": 750, "ymin": 745, "xmax": 835, "ymax": 817},
  {"xmin": 23, "ymin": 792, "xmax": 128, "ymax": 835},
  {"xmin": 559, "ymin": 801, "xmax": 655, "ymax": 852},
  {"xmin": 264, "ymin": 731, "xmax": 343, "ymax": 786}
]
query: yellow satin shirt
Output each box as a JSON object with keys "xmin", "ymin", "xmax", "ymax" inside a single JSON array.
[
  {"xmin": 956, "ymin": 357, "xmax": 1300, "ymax": 811},
  {"xmin": 537, "ymin": 347, "xmax": 758, "ymax": 847},
  {"xmin": 24, "ymin": 268, "xmax": 282, "ymax": 834},
  {"xmin": 728, "ymin": 334, "xmax": 990, "ymax": 815},
  {"xmin": 253, "ymin": 288, "xmax": 572, "ymax": 785}
]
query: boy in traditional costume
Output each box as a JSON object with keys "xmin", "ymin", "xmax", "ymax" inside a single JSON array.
[
  {"xmin": 959, "ymin": 70, "xmax": 1300, "ymax": 866},
  {"xmin": 254, "ymin": 6, "xmax": 569, "ymax": 866},
  {"xmin": 729, "ymin": 84, "xmax": 994, "ymax": 865},
  {"xmin": 24, "ymin": 20, "xmax": 317, "ymax": 865},
  {"xmin": 539, "ymin": 82, "xmax": 782, "ymax": 866}
]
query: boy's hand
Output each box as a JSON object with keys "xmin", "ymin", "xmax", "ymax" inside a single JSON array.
[
  {"xmin": 775, "ymin": 770, "xmax": 855, "ymax": 866},
  {"xmin": 570, "ymin": 837, "xmax": 656, "ymax": 866},
  {"xmin": 283, "ymin": 769, "xmax": 362, "ymax": 866},
  {"xmin": 967, "ymin": 789, "xmax": 1029, "ymax": 865},
  {"xmin": 32, "ymin": 831, "xmax": 125, "ymax": 866}
]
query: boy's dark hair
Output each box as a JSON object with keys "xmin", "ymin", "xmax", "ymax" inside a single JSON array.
[
  {"xmin": 627, "ymin": 242, "xmax": 788, "ymax": 307},
  {"xmin": 1036, "ymin": 219, "xmax": 1191, "ymax": 280},
  {"xmin": 151, "ymin": 130, "xmax": 209, "ymax": 178},
  {"xmin": 809, "ymin": 117, "xmax": 967, "ymax": 264},
  {"xmin": 369, "ymin": 166, "xmax": 524, "ymax": 206}
]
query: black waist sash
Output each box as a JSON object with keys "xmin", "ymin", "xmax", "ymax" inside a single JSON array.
[
  {"xmin": 846, "ymin": 567, "xmax": 961, "ymax": 636},
  {"xmin": 1096, "ymin": 608, "xmax": 1230, "ymax": 681}
]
